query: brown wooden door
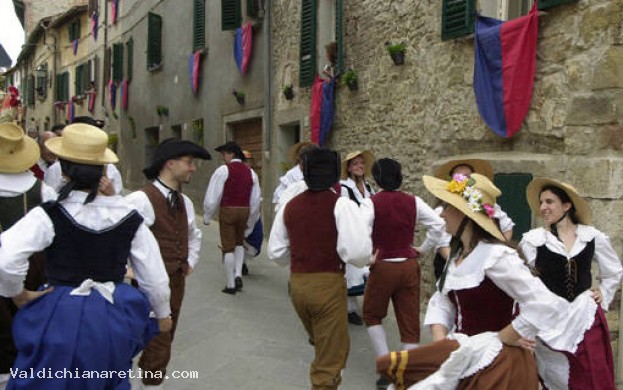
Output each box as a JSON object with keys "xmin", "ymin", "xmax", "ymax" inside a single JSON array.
[{"xmin": 231, "ymin": 118, "xmax": 263, "ymax": 182}]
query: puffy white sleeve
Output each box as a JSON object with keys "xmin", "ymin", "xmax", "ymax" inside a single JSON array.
[
  {"xmin": 44, "ymin": 161, "xmax": 63, "ymax": 191},
  {"xmin": 518, "ymin": 228, "xmax": 546, "ymax": 267},
  {"xmin": 415, "ymin": 197, "xmax": 447, "ymax": 255},
  {"xmin": 203, "ymin": 165, "xmax": 227, "ymax": 224},
  {"xmin": 486, "ymin": 249, "xmax": 569, "ymax": 339},
  {"xmin": 593, "ymin": 230, "xmax": 623, "ymax": 311},
  {"xmin": 41, "ymin": 181, "xmax": 58, "ymax": 201},
  {"xmin": 267, "ymin": 204, "xmax": 291, "ymax": 266},
  {"xmin": 245, "ymin": 171, "xmax": 262, "ymax": 236},
  {"xmin": 424, "ymin": 291, "xmax": 456, "ymax": 332},
  {"xmin": 124, "ymin": 191, "xmax": 156, "ymax": 226},
  {"xmin": 106, "ymin": 164, "xmax": 124, "ymax": 195},
  {"xmin": 334, "ymin": 197, "xmax": 372, "ymax": 268},
  {"xmin": 493, "ymin": 203, "xmax": 515, "ymax": 234},
  {"xmin": 184, "ymin": 196, "xmax": 203, "ymax": 270}
]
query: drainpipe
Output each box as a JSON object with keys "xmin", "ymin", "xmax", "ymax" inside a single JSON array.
[{"xmin": 262, "ymin": 0, "xmax": 271, "ymax": 155}]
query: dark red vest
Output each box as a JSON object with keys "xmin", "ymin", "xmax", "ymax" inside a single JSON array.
[
  {"xmin": 221, "ymin": 161, "xmax": 252, "ymax": 207},
  {"xmin": 371, "ymin": 191, "xmax": 418, "ymax": 260}
]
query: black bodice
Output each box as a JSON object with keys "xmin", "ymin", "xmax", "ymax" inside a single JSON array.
[
  {"xmin": 40, "ymin": 201, "xmax": 143, "ymax": 286},
  {"xmin": 535, "ymin": 239, "xmax": 595, "ymax": 302}
]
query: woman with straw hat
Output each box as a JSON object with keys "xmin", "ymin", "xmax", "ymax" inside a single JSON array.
[
  {"xmin": 376, "ymin": 173, "xmax": 569, "ymax": 389},
  {"xmin": 0, "ymin": 123, "xmax": 172, "ymax": 390},
  {"xmin": 340, "ymin": 150, "xmax": 375, "ymax": 326},
  {"xmin": 519, "ymin": 178, "xmax": 622, "ymax": 390}
]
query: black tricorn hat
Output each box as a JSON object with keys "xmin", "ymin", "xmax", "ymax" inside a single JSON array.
[
  {"xmin": 73, "ymin": 116, "xmax": 106, "ymax": 129},
  {"xmin": 303, "ymin": 148, "xmax": 340, "ymax": 191},
  {"xmin": 143, "ymin": 138, "xmax": 211, "ymax": 180},
  {"xmin": 215, "ymin": 141, "xmax": 245, "ymax": 160},
  {"xmin": 372, "ymin": 158, "xmax": 403, "ymax": 191}
]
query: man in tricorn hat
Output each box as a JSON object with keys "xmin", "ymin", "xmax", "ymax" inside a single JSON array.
[
  {"xmin": 203, "ymin": 141, "xmax": 260, "ymax": 294},
  {"xmin": 125, "ymin": 138, "xmax": 210, "ymax": 389},
  {"xmin": 268, "ymin": 148, "xmax": 372, "ymax": 390}
]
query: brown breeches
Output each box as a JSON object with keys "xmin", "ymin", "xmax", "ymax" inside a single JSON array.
[{"xmin": 219, "ymin": 207, "xmax": 249, "ymax": 253}]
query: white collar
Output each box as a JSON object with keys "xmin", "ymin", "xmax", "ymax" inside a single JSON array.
[{"xmin": 0, "ymin": 171, "xmax": 37, "ymax": 196}]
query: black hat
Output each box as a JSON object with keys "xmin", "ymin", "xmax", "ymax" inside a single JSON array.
[
  {"xmin": 73, "ymin": 116, "xmax": 105, "ymax": 129},
  {"xmin": 215, "ymin": 141, "xmax": 245, "ymax": 160},
  {"xmin": 372, "ymin": 158, "xmax": 403, "ymax": 191},
  {"xmin": 303, "ymin": 148, "xmax": 340, "ymax": 191},
  {"xmin": 143, "ymin": 138, "xmax": 211, "ymax": 180}
]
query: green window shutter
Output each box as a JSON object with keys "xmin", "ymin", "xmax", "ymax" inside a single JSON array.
[
  {"xmin": 36, "ymin": 65, "xmax": 47, "ymax": 98},
  {"xmin": 55, "ymin": 73, "xmax": 62, "ymax": 101},
  {"xmin": 74, "ymin": 65, "xmax": 81, "ymax": 95},
  {"xmin": 193, "ymin": 0, "xmax": 206, "ymax": 52},
  {"xmin": 335, "ymin": 0, "xmax": 344, "ymax": 75},
  {"xmin": 299, "ymin": 0, "xmax": 317, "ymax": 87},
  {"xmin": 126, "ymin": 39, "xmax": 133, "ymax": 81},
  {"xmin": 441, "ymin": 0, "xmax": 476, "ymax": 41},
  {"xmin": 57, "ymin": 72, "xmax": 69, "ymax": 101},
  {"xmin": 69, "ymin": 19, "xmax": 81, "ymax": 42},
  {"xmin": 75, "ymin": 64, "xmax": 88, "ymax": 95},
  {"xmin": 147, "ymin": 13, "xmax": 163, "ymax": 70},
  {"xmin": 27, "ymin": 75, "xmax": 35, "ymax": 106},
  {"xmin": 538, "ymin": 0, "xmax": 578, "ymax": 10},
  {"xmin": 246, "ymin": 0, "xmax": 259, "ymax": 18},
  {"xmin": 493, "ymin": 173, "xmax": 533, "ymax": 241},
  {"xmin": 222, "ymin": 0, "xmax": 241, "ymax": 31},
  {"xmin": 112, "ymin": 43, "xmax": 124, "ymax": 82},
  {"xmin": 88, "ymin": 0, "xmax": 98, "ymax": 15}
]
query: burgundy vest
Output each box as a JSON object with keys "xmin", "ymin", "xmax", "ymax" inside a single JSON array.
[
  {"xmin": 284, "ymin": 190, "xmax": 344, "ymax": 274},
  {"xmin": 448, "ymin": 277, "xmax": 517, "ymax": 336},
  {"xmin": 371, "ymin": 191, "xmax": 418, "ymax": 260},
  {"xmin": 221, "ymin": 162, "xmax": 252, "ymax": 207},
  {"xmin": 142, "ymin": 183, "xmax": 189, "ymax": 275}
]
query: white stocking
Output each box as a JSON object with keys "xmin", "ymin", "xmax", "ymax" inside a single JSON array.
[
  {"xmin": 223, "ymin": 252, "xmax": 236, "ymax": 288},
  {"xmin": 367, "ymin": 324, "xmax": 389, "ymax": 357}
]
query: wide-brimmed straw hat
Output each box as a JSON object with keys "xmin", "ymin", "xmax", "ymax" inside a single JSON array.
[
  {"xmin": 434, "ymin": 158, "xmax": 493, "ymax": 180},
  {"xmin": 288, "ymin": 141, "xmax": 317, "ymax": 164},
  {"xmin": 341, "ymin": 150, "xmax": 375, "ymax": 179},
  {"xmin": 45, "ymin": 123, "xmax": 118, "ymax": 165},
  {"xmin": 526, "ymin": 177, "xmax": 592, "ymax": 225},
  {"xmin": 423, "ymin": 173, "xmax": 505, "ymax": 241},
  {"xmin": 0, "ymin": 122, "xmax": 40, "ymax": 173}
]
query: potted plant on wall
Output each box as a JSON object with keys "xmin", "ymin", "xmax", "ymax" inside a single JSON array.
[
  {"xmin": 341, "ymin": 68, "xmax": 358, "ymax": 91},
  {"xmin": 282, "ymin": 84, "xmax": 294, "ymax": 100},
  {"xmin": 385, "ymin": 41, "xmax": 406, "ymax": 65},
  {"xmin": 232, "ymin": 90, "xmax": 245, "ymax": 105}
]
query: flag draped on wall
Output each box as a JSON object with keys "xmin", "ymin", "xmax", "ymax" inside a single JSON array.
[
  {"xmin": 88, "ymin": 91, "xmax": 96, "ymax": 113},
  {"xmin": 120, "ymin": 79, "xmax": 129, "ymax": 110},
  {"xmin": 108, "ymin": 79, "xmax": 116, "ymax": 110},
  {"xmin": 91, "ymin": 12, "xmax": 98, "ymax": 41},
  {"xmin": 72, "ymin": 39, "xmax": 79, "ymax": 55},
  {"xmin": 233, "ymin": 21, "xmax": 254, "ymax": 75},
  {"xmin": 473, "ymin": 3, "xmax": 538, "ymax": 138},
  {"xmin": 67, "ymin": 100, "xmax": 75, "ymax": 123},
  {"xmin": 189, "ymin": 50, "xmax": 202, "ymax": 94},
  {"xmin": 310, "ymin": 76, "xmax": 336, "ymax": 147},
  {"xmin": 111, "ymin": 0, "xmax": 119, "ymax": 24}
]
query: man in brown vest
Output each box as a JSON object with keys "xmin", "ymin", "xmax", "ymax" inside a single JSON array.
[
  {"xmin": 268, "ymin": 148, "xmax": 372, "ymax": 390},
  {"xmin": 125, "ymin": 138, "xmax": 210, "ymax": 389},
  {"xmin": 0, "ymin": 122, "xmax": 57, "ymax": 388}
]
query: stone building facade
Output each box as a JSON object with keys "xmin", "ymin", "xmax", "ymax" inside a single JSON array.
[{"xmin": 269, "ymin": 0, "xmax": 623, "ymax": 374}]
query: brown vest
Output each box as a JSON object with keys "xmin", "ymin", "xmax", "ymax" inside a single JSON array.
[
  {"xmin": 142, "ymin": 183, "xmax": 189, "ymax": 275},
  {"xmin": 284, "ymin": 190, "xmax": 344, "ymax": 274}
]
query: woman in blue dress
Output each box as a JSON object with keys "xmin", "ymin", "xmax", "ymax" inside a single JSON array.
[{"xmin": 0, "ymin": 123, "xmax": 172, "ymax": 390}]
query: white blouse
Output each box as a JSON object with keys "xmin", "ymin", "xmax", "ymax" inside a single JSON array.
[
  {"xmin": 339, "ymin": 178, "xmax": 374, "ymax": 204},
  {"xmin": 271, "ymin": 165, "xmax": 304, "ymax": 205},
  {"xmin": 0, "ymin": 191, "xmax": 171, "ymax": 318}
]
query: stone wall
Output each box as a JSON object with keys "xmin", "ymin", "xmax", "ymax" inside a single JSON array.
[{"xmin": 23, "ymin": 0, "xmax": 86, "ymax": 36}]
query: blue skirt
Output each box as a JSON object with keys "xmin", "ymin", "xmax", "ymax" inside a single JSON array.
[{"xmin": 8, "ymin": 284, "xmax": 158, "ymax": 390}]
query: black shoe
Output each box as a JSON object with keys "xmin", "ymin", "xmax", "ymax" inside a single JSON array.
[
  {"xmin": 242, "ymin": 263, "xmax": 249, "ymax": 276},
  {"xmin": 376, "ymin": 375, "xmax": 391, "ymax": 389},
  {"xmin": 221, "ymin": 287, "xmax": 236, "ymax": 295},
  {"xmin": 235, "ymin": 277, "xmax": 243, "ymax": 291},
  {"xmin": 347, "ymin": 312, "xmax": 363, "ymax": 325}
]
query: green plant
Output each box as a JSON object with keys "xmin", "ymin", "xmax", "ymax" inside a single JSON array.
[
  {"xmin": 282, "ymin": 84, "xmax": 294, "ymax": 100},
  {"xmin": 341, "ymin": 69, "xmax": 358, "ymax": 86},
  {"xmin": 385, "ymin": 41, "xmax": 406, "ymax": 55},
  {"xmin": 156, "ymin": 105, "xmax": 169, "ymax": 116},
  {"xmin": 128, "ymin": 116, "xmax": 137, "ymax": 139},
  {"xmin": 282, "ymin": 84, "xmax": 293, "ymax": 94}
]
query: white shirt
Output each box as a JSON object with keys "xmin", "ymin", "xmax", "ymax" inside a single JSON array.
[
  {"xmin": 339, "ymin": 178, "xmax": 374, "ymax": 204},
  {"xmin": 202, "ymin": 159, "xmax": 261, "ymax": 236},
  {"xmin": 0, "ymin": 191, "xmax": 171, "ymax": 318},
  {"xmin": 45, "ymin": 161, "xmax": 124, "ymax": 195},
  {"xmin": 268, "ymin": 189, "xmax": 373, "ymax": 269},
  {"xmin": 0, "ymin": 171, "xmax": 57, "ymax": 201},
  {"xmin": 124, "ymin": 180, "xmax": 203, "ymax": 271},
  {"xmin": 272, "ymin": 165, "xmax": 304, "ymax": 205},
  {"xmin": 360, "ymin": 194, "xmax": 447, "ymax": 258}
]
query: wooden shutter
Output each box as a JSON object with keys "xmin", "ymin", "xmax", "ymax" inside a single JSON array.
[
  {"xmin": 75, "ymin": 64, "xmax": 87, "ymax": 95},
  {"xmin": 126, "ymin": 39, "xmax": 133, "ymax": 81},
  {"xmin": 538, "ymin": 0, "xmax": 578, "ymax": 10},
  {"xmin": 246, "ymin": 0, "xmax": 260, "ymax": 17},
  {"xmin": 69, "ymin": 19, "xmax": 81, "ymax": 42},
  {"xmin": 27, "ymin": 75, "xmax": 35, "ymax": 106},
  {"xmin": 112, "ymin": 43, "xmax": 124, "ymax": 82},
  {"xmin": 335, "ymin": 0, "xmax": 344, "ymax": 75},
  {"xmin": 493, "ymin": 173, "xmax": 533, "ymax": 241},
  {"xmin": 441, "ymin": 0, "xmax": 476, "ymax": 41},
  {"xmin": 88, "ymin": 55, "xmax": 98, "ymax": 89},
  {"xmin": 222, "ymin": 0, "xmax": 241, "ymax": 31},
  {"xmin": 299, "ymin": 0, "xmax": 317, "ymax": 87},
  {"xmin": 193, "ymin": 0, "xmax": 206, "ymax": 52},
  {"xmin": 36, "ymin": 64, "xmax": 47, "ymax": 98},
  {"xmin": 102, "ymin": 47, "xmax": 111, "ymax": 104},
  {"xmin": 147, "ymin": 13, "xmax": 163, "ymax": 69},
  {"xmin": 88, "ymin": 0, "xmax": 98, "ymax": 15}
]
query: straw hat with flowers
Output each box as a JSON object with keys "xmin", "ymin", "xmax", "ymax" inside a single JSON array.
[
  {"xmin": 0, "ymin": 122, "xmax": 40, "ymax": 173},
  {"xmin": 423, "ymin": 173, "xmax": 505, "ymax": 241},
  {"xmin": 45, "ymin": 123, "xmax": 118, "ymax": 165},
  {"xmin": 341, "ymin": 150, "xmax": 375, "ymax": 180},
  {"xmin": 433, "ymin": 158, "xmax": 493, "ymax": 180},
  {"xmin": 526, "ymin": 177, "xmax": 592, "ymax": 225}
]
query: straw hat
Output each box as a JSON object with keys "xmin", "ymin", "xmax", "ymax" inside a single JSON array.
[
  {"xmin": 341, "ymin": 150, "xmax": 375, "ymax": 179},
  {"xmin": 434, "ymin": 158, "xmax": 493, "ymax": 180},
  {"xmin": 423, "ymin": 173, "xmax": 505, "ymax": 241},
  {"xmin": 287, "ymin": 141, "xmax": 316, "ymax": 164},
  {"xmin": 0, "ymin": 122, "xmax": 40, "ymax": 173},
  {"xmin": 242, "ymin": 150, "xmax": 252, "ymax": 159},
  {"xmin": 45, "ymin": 123, "xmax": 118, "ymax": 165},
  {"xmin": 526, "ymin": 177, "xmax": 592, "ymax": 225}
]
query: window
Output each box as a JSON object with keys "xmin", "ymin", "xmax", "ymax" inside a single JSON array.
[
  {"xmin": 88, "ymin": 0, "xmax": 98, "ymax": 15},
  {"xmin": 36, "ymin": 63, "xmax": 48, "ymax": 99},
  {"xmin": 88, "ymin": 56, "xmax": 98, "ymax": 88},
  {"xmin": 68, "ymin": 19, "xmax": 81, "ymax": 42},
  {"xmin": 538, "ymin": 0, "xmax": 578, "ymax": 10},
  {"xmin": 75, "ymin": 63, "xmax": 88, "ymax": 95},
  {"xmin": 493, "ymin": 173, "xmax": 533, "ymax": 241},
  {"xmin": 112, "ymin": 43, "xmax": 124, "ymax": 82},
  {"xmin": 55, "ymin": 72, "xmax": 69, "ymax": 101},
  {"xmin": 299, "ymin": 0, "xmax": 317, "ymax": 87},
  {"xmin": 193, "ymin": 0, "xmax": 206, "ymax": 52},
  {"xmin": 335, "ymin": 0, "xmax": 344, "ymax": 75},
  {"xmin": 222, "ymin": 0, "xmax": 241, "ymax": 31},
  {"xmin": 441, "ymin": 0, "xmax": 476, "ymax": 41},
  {"xmin": 147, "ymin": 13, "xmax": 163, "ymax": 70},
  {"xmin": 126, "ymin": 39, "xmax": 133, "ymax": 81},
  {"xmin": 246, "ymin": 0, "xmax": 262, "ymax": 18},
  {"xmin": 479, "ymin": 0, "xmax": 533, "ymax": 20},
  {"xmin": 27, "ymin": 75, "xmax": 35, "ymax": 106}
]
